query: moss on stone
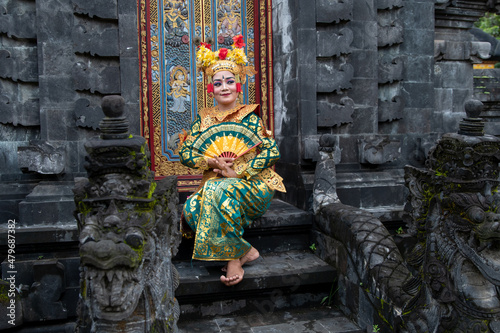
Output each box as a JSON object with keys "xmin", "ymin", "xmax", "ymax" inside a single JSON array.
[{"xmin": 0, "ymin": 283, "xmax": 10, "ymax": 303}]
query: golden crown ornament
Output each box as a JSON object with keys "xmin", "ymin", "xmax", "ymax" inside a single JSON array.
[{"xmin": 196, "ymin": 35, "xmax": 257, "ymax": 93}]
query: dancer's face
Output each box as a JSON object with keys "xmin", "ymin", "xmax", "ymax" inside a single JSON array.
[{"xmin": 213, "ymin": 70, "xmax": 238, "ymax": 110}]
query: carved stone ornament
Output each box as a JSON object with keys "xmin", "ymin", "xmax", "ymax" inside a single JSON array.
[
  {"xmin": 313, "ymin": 134, "xmax": 341, "ymax": 214},
  {"xmin": 358, "ymin": 136, "xmax": 401, "ymax": 164},
  {"xmin": 73, "ymin": 95, "xmax": 181, "ymax": 333},
  {"xmin": 403, "ymin": 100, "xmax": 500, "ymax": 332},
  {"xmin": 434, "ymin": 40, "xmax": 491, "ymax": 63},
  {"xmin": 315, "ymin": 0, "xmax": 353, "ymax": 24}
]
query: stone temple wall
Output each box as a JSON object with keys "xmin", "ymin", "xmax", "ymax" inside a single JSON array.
[
  {"xmin": 0, "ymin": 0, "xmax": 140, "ymax": 329},
  {"xmin": 0, "ymin": 0, "xmax": 498, "ymax": 329},
  {"xmin": 272, "ymin": 0, "xmax": 494, "ymax": 224},
  {"xmin": 1, "ymin": 0, "xmax": 140, "ymax": 221},
  {"xmin": 474, "ymin": 67, "xmax": 500, "ymax": 135}
]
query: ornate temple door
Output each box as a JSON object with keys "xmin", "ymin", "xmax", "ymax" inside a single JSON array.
[{"xmin": 138, "ymin": 0, "xmax": 274, "ymax": 192}]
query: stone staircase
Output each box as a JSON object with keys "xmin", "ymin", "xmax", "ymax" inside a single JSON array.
[
  {"xmin": 173, "ymin": 199, "xmax": 363, "ymax": 332},
  {"xmin": 178, "ymin": 306, "xmax": 363, "ymax": 333}
]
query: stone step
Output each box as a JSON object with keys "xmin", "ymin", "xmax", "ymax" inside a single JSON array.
[
  {"xmin": 178, "ymin": 306, "xmax": 363, "ymax": 333},
  {"xmin": 174, "ymin": 199, "xmax": 313, "ymax": 260},
  {"xmin": 175, "ymin": 250, "xmax": 336, "ymax": 318}
]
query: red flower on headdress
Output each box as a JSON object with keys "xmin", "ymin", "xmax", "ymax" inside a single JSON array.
[
  {"xmin": 236, "ymin": 83, "xmax": 242, "ymax": 92},
  {"xmin": 207, "ymin": 83, "xmax": 214, "ymax": 94},
  {"xmin": 218, "ymin": 48, "xmax": 228, "ymax": 60},
  {"xmin": 232, "ymin": 35, "xmax": 245, "ymax": 48},
  {"xmin": 200, "ymin": 42, "xmax": 211, "ymax": 50}
]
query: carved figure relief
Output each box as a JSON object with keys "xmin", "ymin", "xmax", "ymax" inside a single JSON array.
[
  {"xmin": 167, "ymin": 65, "xmax": 190, "ymax": 113},
  {"xmin": 164, "ymin": 0, "xmax": 189, "ymax": 40},
  {"xmin": 217, "ymin": 0, "xmax": 242, "ymax": 44}
]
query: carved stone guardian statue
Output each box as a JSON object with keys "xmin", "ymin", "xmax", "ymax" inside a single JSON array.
[
  {"xmin": 73, "ymin": 96, "xmax": 181, "ymax": 332},
  {"xmin": 404, "ymin": 99, "xmax": 500, "ymax": 332}
]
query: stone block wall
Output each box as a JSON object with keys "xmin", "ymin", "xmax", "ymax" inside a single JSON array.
[
  {"xmin": 0, "ymin": 0, "xmax": 140, "ymax": 223},
  {"xmin": 273, "ymin": 0, "xmax": 438, "ymax": 218},
  {"xmin": 1, "ymin": 0, "xmax": 140, "ymax": 183},
  {"xmin": 0, "ymin": 0, "xmax": 140, "ymax": 329},
  {"xmin": 272, "ymin": 0, "xmax": 314, "ymax": 209},
  {"xmin": 474, "ymin": 68, "xmax": 500, "ymax": 135}
]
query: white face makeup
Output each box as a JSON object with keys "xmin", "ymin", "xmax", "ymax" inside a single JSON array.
[{"xmin": 213, "ymin": 70, "xmax": 238, "ymax": 111}]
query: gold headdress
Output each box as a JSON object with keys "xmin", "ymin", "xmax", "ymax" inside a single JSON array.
[{"xmin": 196, "ymin": 35, "xmax": 257, "ymax": 93}]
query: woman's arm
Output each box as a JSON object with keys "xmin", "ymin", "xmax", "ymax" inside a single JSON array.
[
  {"xmin": 179, "ymin": 115, "xmax": 211, "ymax": 170},
  {"xmin": 235, "ymin": 113, "xmax": 280, "ymax": 179}
]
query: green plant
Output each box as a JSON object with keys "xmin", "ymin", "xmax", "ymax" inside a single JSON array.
[
  {"xmin": 372, "ymin": 324, "xmax": 380, "ymax": 332},
  {"xmin": 320, "ymin": 278, "xmax": 339, "ymax": 307},
  {"xmin": 309, "ymin": 243, "xmax": 316, "ymax": 252},
  {"xmin": 475, "ymin": 13, "xmax": 500, "ymax": 39},
  {"xmin": 396, "ymin": 226, "xmax": 404, "ymax": 234}
]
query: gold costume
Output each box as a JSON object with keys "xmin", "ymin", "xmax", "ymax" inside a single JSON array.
[{"xmin": 179, "ymin": 104, "xmax": 285, "ymax": 260}]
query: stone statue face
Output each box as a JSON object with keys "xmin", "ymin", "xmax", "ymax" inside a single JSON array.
[
  {"xmin": 78, "ymin": 198, "xmax": 156, "ymax": 321},
  {"xmin": 422, "ymin": 183, "xmax": 500, "ymax": 324},
  {"xmin": 442, "ymin": 189, "xmax": 500, "ymax": 288}
]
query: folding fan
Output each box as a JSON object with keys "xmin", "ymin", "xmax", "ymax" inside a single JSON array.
[{"xmin": 191, "ymin": 122, "xmax": 262, "ymax": 159}]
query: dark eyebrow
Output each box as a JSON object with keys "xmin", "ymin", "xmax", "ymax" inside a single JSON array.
[{"xmin": 213, "ymin": 76, "xmax": 235, "ymax": 81}]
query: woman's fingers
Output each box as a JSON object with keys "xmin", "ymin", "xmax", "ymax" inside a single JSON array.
[
  {"xmin": 214, "ymin": 165, "xmax": 237, "ymax": 178},
  {"xmin": 214, "ymin": 156, "xmax": 233, "ymax": 168}
]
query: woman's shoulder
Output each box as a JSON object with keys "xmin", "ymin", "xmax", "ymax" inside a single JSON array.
[
  {"xmin": 239, "ymin": 105, "xmax": 261, "ymax": 122},
  {"xmin": 198, "ymin": 106, "xmax": 217, "ymax": 119},
  {"xmin": 198, "ymin": 104, "xmax": 260, "ymax": 125},
  {"xmin": 243, "ymin": 104, "xmax": 260, "ymax": 112},
  {"xmin": 237, "ymin": 104, "xmax": 260, "ymax": 121}
]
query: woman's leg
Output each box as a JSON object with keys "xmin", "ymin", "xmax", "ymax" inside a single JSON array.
[
  {"xmin": 182, "ymin": 191, "xmax": 202, "ymax": 232},
  {"xmin": 188, "ymin": 177, "xmax": 274, "ymax": 286}
]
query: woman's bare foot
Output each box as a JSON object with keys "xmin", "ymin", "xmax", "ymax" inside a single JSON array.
[
  {"xmin": 240, "ymin": 247, "xmax": 260, "ymax": 265},
  {"xmin": 221, "ymin": 247, "xmax": 260, "ymax": 272},
  {"xmin": 220, "ymin": 259, "xmax": 244, "ymax": 286}
]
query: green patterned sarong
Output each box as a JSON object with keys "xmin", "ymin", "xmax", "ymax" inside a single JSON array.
[{"xmin": 183, "ymin": 177, "xmax": 274, "ymax": 261}]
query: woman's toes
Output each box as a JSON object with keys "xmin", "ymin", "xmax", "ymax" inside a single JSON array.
[{"xmin": 220, "ymin": 260, "xmax": 244, "ymax": 286}]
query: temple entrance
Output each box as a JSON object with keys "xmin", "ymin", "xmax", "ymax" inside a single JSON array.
[{"xmin": 138, "ymin": 0, "xmax": 274, "ymax": 192}]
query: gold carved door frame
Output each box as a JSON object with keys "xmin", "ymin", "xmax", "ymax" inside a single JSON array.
[{"xmin": 138, "ymin": 0, "xmax": 274, "ymax": 192}]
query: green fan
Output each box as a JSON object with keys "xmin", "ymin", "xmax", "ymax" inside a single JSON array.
[{"xmin": 191, "ymin": 122, "xmax": 262, "ymax": 159}]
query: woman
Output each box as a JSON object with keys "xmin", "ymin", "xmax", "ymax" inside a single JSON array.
[{"xmin": 179, "ymin": 35, "xmax": 285, "ymax": 286}]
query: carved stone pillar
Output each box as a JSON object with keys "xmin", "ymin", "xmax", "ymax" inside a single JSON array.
[
  {"xmin": 434, "ymin": 0, "xmax": 492, "ymax": 133},
  {"xmin": 73, "ymin": 96, "xmax": 180, "ymax": 333}
]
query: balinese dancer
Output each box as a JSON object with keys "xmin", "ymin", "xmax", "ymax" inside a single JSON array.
[{"xmin": 179, "ymin": 35, "xmax": 286, "ymax": 286}]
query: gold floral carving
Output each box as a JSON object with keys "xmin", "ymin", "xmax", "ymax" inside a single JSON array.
[
  {"xmin": 259, "ymin": 0, "xmax": 268, "ymax": 126},
  {"xmin": 139, "ymin": 0, "xmax": 149, "ymax": 140},
  {"xmin": 266, "ymin": 0, "xmax": 274, "ymax": 131},
  {"xmin": 153, "ymin": 126, "xmax": 202, "ymax": 176},
  {"xmin": 140, "ymin": 0, "xmax": 273, "ymax": 177}
]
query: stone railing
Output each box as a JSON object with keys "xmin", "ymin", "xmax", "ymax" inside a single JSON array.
[{"xmin": 312, "ymin": 100, "xmax": 500, "ymax": 332}]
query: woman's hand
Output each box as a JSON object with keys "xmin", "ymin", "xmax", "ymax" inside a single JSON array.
[
  {"xmin": 209, "ymin": 157, "xmax": 237, "ymax": 178},
  {"xmin": 207, "ymin": 157, "xmax": 233, "ymax": 169},
  {"xmin": 218, "ymin": 166, "xmax": 238, "ymax": 178}
]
